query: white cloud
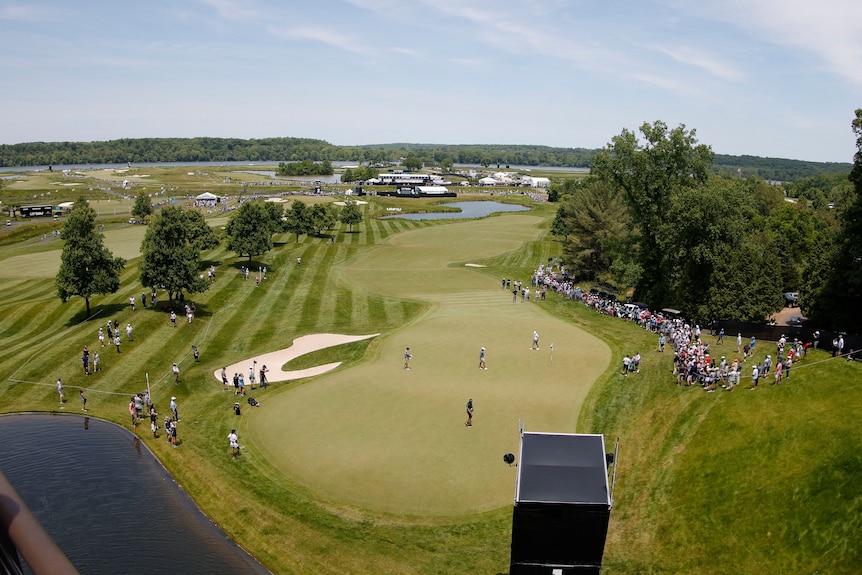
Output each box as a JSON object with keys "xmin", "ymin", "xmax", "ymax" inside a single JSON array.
[
  {"xmin": 652, "ymin": 45, "xmax": 745, "ymax": 82},
  {"xmin": 677, "ymin": 0, "xmax": 862, "ymax": 87},
  {"xmin": 197, "ymin": 0, "xmax": 262, "ymax": 21},
  {"xmin": 0, "ymin": 4, "xmax": 54, "ymax": 21},
  {"xmin": 267, "ymin": 25, "xmax": 373, "ymax": 55}
]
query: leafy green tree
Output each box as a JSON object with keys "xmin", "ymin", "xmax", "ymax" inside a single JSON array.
[
  {"xmin": 704, "ymin": 231, "xmax": 784, "ymax": 322},
  {"xmin": 550, "ymin": 204, "xmax": 569, "ymax": 238},
  {"xmin": 660, "ymin": 178, "xmax": 752, "ymax": 316},
  {"xmin": 766, "ymin": 202, "xmax": 817, "ymax": 290},
  {"xmin": 591, "ymin": 121, "xmax": 714, "ymax": 308},
  {"xmin": 806, "ymin": 109, "xmax": 862, "ymax": 330},
  {"xmin": 131, "ymin": 191, "xmax": 152, "ymax": 222},
  {"xmin": 440, "ymin": 158, "xmax": 453, "ymax": 172},
  {"xmin": 559, "ymin": 179, "xmax": 634, "ymax": 285},
  {"xmin": 547, "ymin": 178, "xmax": 579, "ymax": 203},
  {"xmin": 225, "ymin": 202, "xmax": 276, "ymax": 262},
  {"xmin": 285, "ymin": 200, "xmax": 313, "ymax": 243},
  {"xmin": 56, "ymin": 197, "xmax": 126, "ymax": 316},
  {"xmin": 276, "ymin": 159, "xmax": 334, "ymax": 176},
  {"xmin": 339, "ymin": 198, "xmax": 363, "ymax": 232},
  {"xmin": 402, "ymin": 156, "xmax": 423, "ymax": 171},
  {"xmin": 139, "ymin": 206, "xmax": 213, "ymax": 301},
  {"xmin": 262, "ymin": 201, "xmax": 286, "ymax": 234},
  {"xmin": 309, "ymin": 203, "xmax": 337, "ymax": 236},
  {"xmin": 183, "ymin": 209, "xmax": 221, "ymax": 251}
]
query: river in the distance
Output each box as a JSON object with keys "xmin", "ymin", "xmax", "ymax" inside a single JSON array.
[{"xmin": 0, "ymin": 414, "xmax": 270, "ymax": 575}]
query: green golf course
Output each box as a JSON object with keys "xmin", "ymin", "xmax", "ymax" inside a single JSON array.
[
  {"xmin": 1, "ymin": 187, "xmax": 860, "ymax": 574},
  {"xmin": 251, "ymin": 215, "xmax": 609, "ymax": 516}
]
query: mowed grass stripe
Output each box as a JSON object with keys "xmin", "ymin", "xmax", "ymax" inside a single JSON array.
[{"xmin": 0, "ymin": 277, "xmax": 51, "ymax": 306}]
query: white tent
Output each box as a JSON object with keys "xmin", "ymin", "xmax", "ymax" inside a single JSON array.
[
  {"xmin": 478, "ymin": 177, "xmax": 499, "ymax": 186},
  {"xmin": 195, "ymin": 192, "xmax": 219, "ymax": 200}
]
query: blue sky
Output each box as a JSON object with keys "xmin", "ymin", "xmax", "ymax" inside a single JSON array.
[{"xmin": 1, "ymin": 0, "xmax": 860, "ymax": 162}]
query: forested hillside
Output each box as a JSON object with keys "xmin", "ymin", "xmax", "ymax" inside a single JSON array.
[{"xmin": 0, "ymin": 137, "xmax": 850, "ymax": 182}]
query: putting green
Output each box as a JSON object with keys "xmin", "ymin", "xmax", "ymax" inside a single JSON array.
[{"xmin": 249, "ymin": 215, "xmax": 611, "ymax": 516}]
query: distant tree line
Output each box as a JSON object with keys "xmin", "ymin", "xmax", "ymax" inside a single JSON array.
[
  {"xmin": 276, "ymin": 159, "xmax": 333, "ymax": 176},
  {"xmin": 0, "ymin": 137, "xmax": 851, "ymax": 182},
  {"xmin": 552, "ymin": 114, "xmax": 862, "ymax": 332}
]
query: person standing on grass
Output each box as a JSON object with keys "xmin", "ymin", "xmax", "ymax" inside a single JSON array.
[
  {"xmin": 221, "ymin": 367, "xmax": 229, "ymax": 390},
  {"xmin": 717, "ymin": 328, "xmax": 724, "ymax": 344},
  {"xmin": 98, "ymin": 327, "xmax": 105, "ymax": 347},
  {"xmin": 228, "ymin": 429, "xmax": 240, "ymax": 458},
  {"xmin": 532, "ymin": 331, "xmax": 540, "ymax": 350},
  {"xmin": 57, "ymin": 378, "xmax": 64, "ymax": 405},
  {"xmin": 465, "ymin": 399, "xmax": 474, "ymax": 427},
  {"xmin": 169, "ymin": 420, "xmax": 178, "ymax": 448},
  {"xmin": 149, "ymin": 406, "xmax": 159, "ymax": 438},
  {"xmin": 129, "ymin": 296, "xmax": 136, "ymax": 311},
  {"xmin": 750, "ymin": 364, "xmax": 760, "ymax": 390},
  {"xmin": 249, "ymin": 363, "xmax": 256, "ymax": 390},
  {"xmin": 126, "ymin": 323, "xmax": 133, "ymax": 342},
  {"xmin": 172, "ymin": 363, "xmax": 180, "ymax": 384},
  {"xmin": 479, "ymin": 347, "xmax": 487, "ymax": 370},
  {"xmin": 129, "ymin": 397, "xmax": 137, "ymax": 428},
  {"xmin": 404, "ymin": 347, "xmax": 412, "ymax": 370},
  {"xmin": 260, "ymin": 364, "xmax": 268, "ymax": 389},
  {"xmin": 170, "ymin": 396, "xmax": 179, "ymax": 421},
  {"xmin": 141, "ymin": 292, "xmax": 147, "ymax": 308},
  {"xmin": 80, "ymin": 389, "xmax": 87, "ymax": 411},
  {"xmin": 93, "ymin": 353, "xmax": 100, "ymax": 372},
  {"xmin": 170, "ymin": 311, "xmax": 177, "ymax": 327},
  {"xmin": 773, "ymin": 359, "xmax": 783, "ymax": 384},
  {"xmin": 114, "ymin": 335, "xmax": 121, "ymax": 353},
  {"xmin": 736, "ymin": 333, "xmax": 742, "ymax": 353}
]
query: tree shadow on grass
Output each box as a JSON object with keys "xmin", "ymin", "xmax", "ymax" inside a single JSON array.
[
  {"xmin": 67, "ymin": 302, "xmax": 130, "ymax": 327},
  {"xmin": 152, "ymin": 301, "xmax": 213, "ymax": 319}
]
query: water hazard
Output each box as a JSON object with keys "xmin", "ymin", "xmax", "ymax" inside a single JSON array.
[
  {"xmin": 381, "ymin": 201, "xmax": 529, "ymax": 220},
  {"xmin": 0, "ymin": 414, "xmax": 270, "ymax": 575}
]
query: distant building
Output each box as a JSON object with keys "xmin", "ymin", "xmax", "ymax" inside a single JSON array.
[{"xmin": 522, "ymin": 176, "xmax": 551, "ymax": 189}]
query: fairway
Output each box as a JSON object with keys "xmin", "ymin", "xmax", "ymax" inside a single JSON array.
[
  {"xmin": 0, "ymin": 224, "xmax": 148, "ymax": 278},
  {"xmin": 249, "ymin": 215, "xmax": 611, "ymax": 516}
]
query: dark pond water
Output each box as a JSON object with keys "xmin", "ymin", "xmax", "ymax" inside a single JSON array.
[
  {"xmin": 381, "ymin": 201, "xmax": 530, "ymax": 220},
  {"xmin": 0, "ymin": 414, "xmax": 270, "ymax": 575}
]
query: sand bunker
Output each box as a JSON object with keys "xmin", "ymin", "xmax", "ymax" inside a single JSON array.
[
  {"xmin": 265, "ymin": 197, "xmax": 288, "ymax": 203},
  {"xmin": 213, "ymin": 333, "xmax": 378, "ymax": 384},
  {"xmin": 464, "ymin": 263, "xmax": 486, "ymax": 267},
  {"xmin": 333, "ymin": 200, "xmax": 368, "ymax": 206}
]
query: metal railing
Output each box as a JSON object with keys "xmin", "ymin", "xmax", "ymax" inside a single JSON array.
[{"xmin": 0, "ymin": 471, "xmax": 79, "ymax": 575}]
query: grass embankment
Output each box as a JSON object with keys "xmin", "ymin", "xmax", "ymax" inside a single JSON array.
[
  {"xmin": 0, "ymin": 192, "xmax": 860, "ymax": 574},
  {"xmin": 543, "ymin": 298, "xmax": 862, "ymax": 574}
]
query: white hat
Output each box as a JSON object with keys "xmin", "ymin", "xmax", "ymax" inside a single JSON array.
[
  {"xmin": 481, "ymin": 347, "xmax": 485, "ymax": 351},
  {"xmin": 171, "ymin": 396, "xmax": 176, "ymax": 400}
]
